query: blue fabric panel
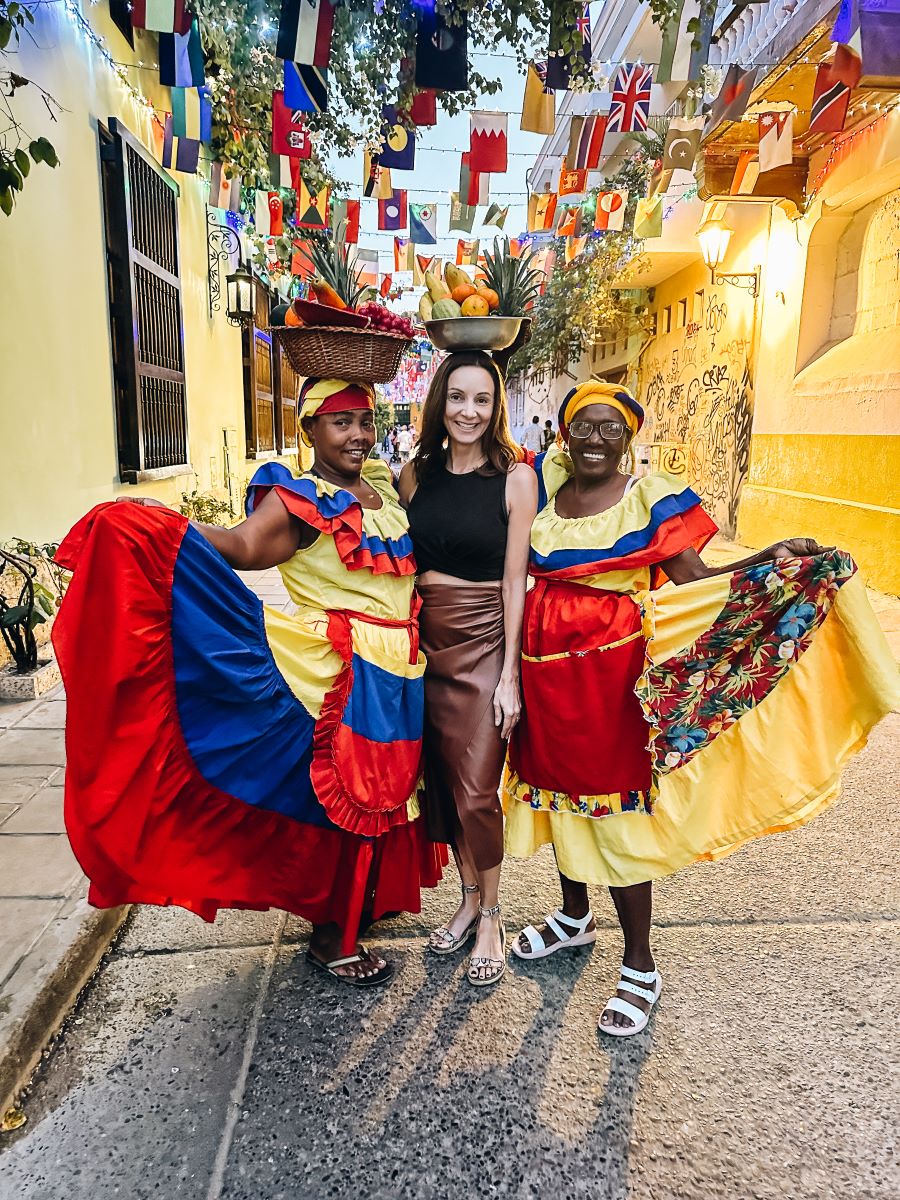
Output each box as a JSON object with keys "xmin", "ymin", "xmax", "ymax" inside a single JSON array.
[
  {"xmin": 342, "ymin": 653, "xmax": 424, "ymax": 744},
  {"xmin": 531, "ymin": 487, "xmax": 703, "ymax": 570},
  {"xmin": 534, "ymin": 451, "xmax": 549, "ymax": 512},
  {"xmin": 171, "ymin": 526, "xmax": 337, "ymax": 829}
]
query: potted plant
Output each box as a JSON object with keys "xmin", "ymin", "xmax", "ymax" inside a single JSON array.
[{"xmin": 0, "ymin": 541, "xmax": 67, "ymax": 700}]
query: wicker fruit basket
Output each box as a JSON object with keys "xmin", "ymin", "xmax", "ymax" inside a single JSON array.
[{"xmin": 272, "ymin": 325, "xmax": 413, "ymax": 384}]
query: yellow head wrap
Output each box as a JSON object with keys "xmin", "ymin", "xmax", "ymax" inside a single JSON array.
[
  {"xmin": 559, "ymin": 381, "xmax": 644, "ymax": 440},
  {"xmin": 299, "ymin": 379, "xmax": 375, "ymax": 446}
]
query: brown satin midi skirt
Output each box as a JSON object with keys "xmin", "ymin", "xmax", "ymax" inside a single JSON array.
[{"xmin": 417, "ymin": 581, "xmax": 506, "ymax": 872}]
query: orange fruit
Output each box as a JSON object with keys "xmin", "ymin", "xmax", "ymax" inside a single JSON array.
[
  {"xmin": 284, "ymin": 304, "xmax": 304, "ymax": 326},
  {"xmin": 451, "ymin": 283, "xmax": 477, "ymax": 304},
  {"xmin": 476, "ymin": 287, "xmax": 500, "ymax": 311},
  {"xmin": 460, "ymin": 294, "xmax": 490, "ymax": 317}
]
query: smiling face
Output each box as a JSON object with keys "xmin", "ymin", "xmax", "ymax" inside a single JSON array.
[
  {"xmin": 443, "ymin": 364, "xmax": 496, "ymax": 449},
  {"xmin": 304, "ymin": 409, "xmax": 376, "ymax": 480},
  {"xmin": 566, "ymin": 402, "xmax": 630, "ymax": 484}
]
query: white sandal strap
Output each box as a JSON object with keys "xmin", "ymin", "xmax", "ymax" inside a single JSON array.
[
  {"xmin": 618, "ymin": 979, "xmax": 657, "ymax": 1003},
  {"xmin": 544, "ymin": 909, "xmax": 593, "ymax": 942},
  {"xmin": 603, "ymin": 995, "xmax": 647, "ymax": 1025},
  {"xmin": 620, "ymin": 964, "xmax": 658, "ymax": 984},
  {"xmin": 518, "ymin": 924, "xmax": 546, "ymax": 953},
  {"xmin": 323, "ymin": 954, "xmax": 363, "ymax": 969}
]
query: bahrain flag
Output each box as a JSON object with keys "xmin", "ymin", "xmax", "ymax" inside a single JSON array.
[{"xmin": 469, "ymin": 112, "xmax": 508, "ymax": 173}]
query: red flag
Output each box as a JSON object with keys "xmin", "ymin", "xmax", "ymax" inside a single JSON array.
[
  {"xmin": 460, "ymin": 152, "xmax": 488, "ymax": 206},
  {"xmin": 331, "ymin": 198, "xmax": 360, "ymax": 244},
  {"xmin": 271, "ymin": 92, "xmax": 312, "ymax": 158},
  {"xmin": 291, "ymin": 240, "xmax": 314, "ymax": 281},
  {"xmin": 268, "ymin": 192, "xmax": 283, "ymax": 236},
  {"xmin": 410, "ymin": 90, "xmax": 438, "ymax": 127},
  {"xmin": 469, "ymin": 112, "xmax": 508, "ymax": 173},
  {"xmin": 809, "ymin": 63, "xmax": 851, "ymax": 134},
  {"xmin": 380, "ymin": 274, "xmax": 393, "ymax": 298},
  {"xmin": 559, "ymin": 165, "xmax": 588, "ymax": 197}
]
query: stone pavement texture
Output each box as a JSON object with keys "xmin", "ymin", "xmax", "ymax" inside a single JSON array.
[{"xmin": 0, "ymin": 555, "xmax": 898, "ymax": 1198}]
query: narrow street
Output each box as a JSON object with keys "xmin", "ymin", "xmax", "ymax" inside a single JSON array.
[{"xmin": 2, "ymin": 713, "xmax": 896, "ymax": 1200}]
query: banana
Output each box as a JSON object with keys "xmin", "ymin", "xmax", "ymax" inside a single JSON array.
[
  {"xmin": 425, "ymin": 271, "xmax": 451, "ymax": 301},
  {"xmin": 444, "ymin": 263, "xmax": 471, "ymax": 292},
  {"xmin": 418, "ymin": 292, "xmax": 434, "ymax": 322}
]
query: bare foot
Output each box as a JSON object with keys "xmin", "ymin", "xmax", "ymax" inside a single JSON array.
[{"xmin": 429, "ymin": 886, "xmax": 480, "ymax": 951}]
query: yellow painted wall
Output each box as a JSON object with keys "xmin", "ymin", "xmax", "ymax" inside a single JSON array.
[{"xmin": 0, "ymin": 6, "xmax": 294, "ymax": 544}]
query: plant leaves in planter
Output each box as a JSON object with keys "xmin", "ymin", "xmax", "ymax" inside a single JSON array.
[{"xmin": 1, "ymin": 605, "xmax": 29, "ymax": 628}]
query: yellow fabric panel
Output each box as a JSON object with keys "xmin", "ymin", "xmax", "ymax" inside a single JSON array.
[
  {"xmin": 642, "ymin": 573, "xmax": 732, "ymax": 666},
  {"xmin": 349, "ymin": 617, "xmax": 426, "ymax": 679},
  {"xmin": 263, "ymin": 605, "xmax": 342, "ymax": 720},
  {"xmin": 504, "ymin": 574, "xmax": 899, "ymax": 885}
]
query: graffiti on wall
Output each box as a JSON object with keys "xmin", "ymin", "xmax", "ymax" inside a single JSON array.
[{"xmin": 639, "ymin": 291, "xmax": 753, "ymax": 536}]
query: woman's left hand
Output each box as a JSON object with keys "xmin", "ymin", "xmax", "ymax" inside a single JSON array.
[
  {"xmin": 770, "ymin": 537, "xmax": 834, "ymax": 559},
  {"xmin": 493, "ymin": 673, "xmax": 522, "ymax": 740}
]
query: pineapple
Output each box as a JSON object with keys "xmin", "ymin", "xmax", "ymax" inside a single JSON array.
[
  {"xmin": 308, "ymin": 233, "xmax": 368, "ymax": 308},
  {"xmin": 482, "ymin": 237, "xmax": 541, "ymax": 317}
]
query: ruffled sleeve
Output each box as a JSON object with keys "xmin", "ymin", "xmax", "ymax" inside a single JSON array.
[
  {"xmin": 246, "ymin": 462, "xmax": 415, "ymax": 576},
  {"xmin": 531, "ymin": 469, "xmax": 717, "ymax": 582}
]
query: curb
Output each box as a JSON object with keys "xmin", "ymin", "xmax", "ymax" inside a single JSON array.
[{"xmin": 0, "ymin": 896, "xmax": 130, "ymax": 1116}]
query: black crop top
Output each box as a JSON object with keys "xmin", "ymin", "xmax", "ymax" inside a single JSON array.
[{"xmin": 407, "ymin": 465, "xmax": 509, "ymax": 582}]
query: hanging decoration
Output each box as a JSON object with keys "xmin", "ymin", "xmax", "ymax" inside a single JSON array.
[
  {"xmin": 557, "ymin": 205, "xmax": 581, "ymax": 237},
  {"xmin": 380, "ymin": 273, "xmax": 393, "ymax": 298},
  {"xmin": 255, "ymin": 190, "xmax": 283, "ymax": 236},
  {"xmin": 394, "ymin": 237, "xmax": 414, "ymax": 271},
  {"xmin": 408, "ymin": 88, "xmax": 438, "ymax": 127},
  {"xmin": 705, "ymin": 64, "xmax": 760, "ymax": 129},
  {"xmin": 363, "ymin": 151, "xmax": 393, "ymax": 198},
  {"xmin": 758, "ymin": 112, "xmax": 793, "ymax": 173},
  {"xmin": 567, "ymin": 113, "xmax": 607, "ymax": 170},
  {"xmin": 559, "ymin": 165, "xmax": 588, "ymax": 197},
  {"xmin": 172, "ymin": 86, "xmax": 211, "ymax": 143},
  {"xmin": 858, "ymin": 0, "xmax": 900, "ymax": 85},
  {"xmin": 657, "ymin": 0, "xmax": 700, "ymax": 85},
  {"xmin": 284, "ymin": 61, "xmax": 329, "ymax": 113},
  {"xmin": 275, "ymin": 0, "xmax": 334, "ymax": 68},
  {"xmin": 296, "ymin": 179, "xmax": 330, "ymax": 229},
  {"xmin": 547, "ymin": 1, "xmax": 592, "ymax": 90},
  {"xmin": 565, "ymin": 234, "xmax": 587, "ymax": 264},
  {"xmin": 378, "ymin": 189, "xmax": 409, "ymax": 232},
  {"xmin": 449, "ymin": 192, "xmax": 477, "ymax": 233},
  {"xmin": 484, "ymin": 203, "xmax": 509, "ymax": 230},
  {"xmin": 809, "ymin": 63, "xmax": 851, "ymax": 134},
  {"xmin": 379, "ymin": 106, "xmax": 417, "ymax": 171},
  {"xmin": 456, "ymin": 238, "xmax": 480, "ymax": 266},
  {"xmin": 528, "ymin": 192, "xmax": 558, "ymax": 232},
  {"xmin": 415, "ymin": 254, "xmax": 439, "ymax": 286},
  {"xmin": 459, "ymin": 152, "xmax": 489, "ymax": 206},
  {"xmin": 409, "ymin": 202, "xmax": 438, "ymax": 245},
  {"xmin": 521, "ymin": 62, "xmax": 556, "ymax": 135},
  {"xmin": 271, "ymin": 92, "xmax": 312, "ymax": 158},
  {"xmin": 594, "ymin": 190, "xmax": 627, "ymax": 232},
  {"xmin": 131, "ymin": 0, "xmax": 187, "ymax": 34},
  {"xmin": 268, "ymin": 152, "xmax": 301, "ymax": 190},
  {"xmin": 662, "ymin": 117, "xmax": 703, "ymax": 171},
  {"xmin": 469, "ymin": 112, "xmax": 508, "ymax": 174},
  {"xmin": 829, "ymin": 0, "xmax": 863, "ymax": 88},
  {"xmin": 633, "ymin": 194, "xmax": 663, "ymax": 239},
  {"xmin": 158, "ymin": 16, "xmax": 204, "ymax": 88},
  {"xmin": 607, "ymin": 63, "xmax": 653, "ymax": 134},
  {"xmin": 414, "ymin": 7, "xmax": 469, "ymax": 91},
  {"xmin": 332, "ymin": 197, "xmax": 361, "ymax": 244},
  {"xmin": 209, "ymin": 163, "xmax": 242, "ymax": 212},
  {"xmin": 162, "ymin": 112, "xmax": 200, "ymax": 174}
]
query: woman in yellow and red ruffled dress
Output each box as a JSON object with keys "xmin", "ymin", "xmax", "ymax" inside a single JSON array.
[
  {"xmin": 53, "ymin": 379, "xmax": 445, "ymax": 988},
  {"xmin": 505, "ymin": 381, "xmax": 899, "ymax": 1034}
]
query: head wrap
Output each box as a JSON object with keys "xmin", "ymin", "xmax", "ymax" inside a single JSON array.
[
  {"xmin": 299, "ymin": 379, "xmax": 375, "ymax": 446},
  {"xmin": 557, "ymin": 381, "xmax": 644, "ymax": 442}
]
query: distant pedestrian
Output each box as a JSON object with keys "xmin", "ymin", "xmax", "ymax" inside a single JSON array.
[
  {"xmin": 397, "ymin": 425, "xmax": 414, "ymax": 463},
  {"xmin": 542, "ymin": 419, "xmax": 555, "ymax": 451},
  {"xmin": 520, "ymin": 415, "xmax": 543, "ymax": 453}
]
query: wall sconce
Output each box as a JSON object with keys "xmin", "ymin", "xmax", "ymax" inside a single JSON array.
[
  {"xmin": 696, "ymin": 216, "xmax": 761, "ymax": 299},
  {"xmin": 225, "ymin": 263, "xmax": 255, "ymax": 328}
]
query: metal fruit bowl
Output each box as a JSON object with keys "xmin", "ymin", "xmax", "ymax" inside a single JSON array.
[{"xmin": 425, "ymin": 316, "xmax": 528, "ymax": 352}]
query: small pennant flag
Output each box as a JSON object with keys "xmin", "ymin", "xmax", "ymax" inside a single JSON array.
[
  {"xmin": 331, "ymin": 197, "xmax": 360, "ymax": 244},
  {"xmin": 608, "ymin": 63, "xmax": 653, "ymax": 134},
  {"xmin": 567, "ymin": 112, "xmax": 607, "ymax": 171},
  {"xmin": 527, "ymin": 192, "xmax": 558, "ymax": 232},
  {"xmin": 296, "ymin": 180, "xmax": 329, "ymax": 230},
  {"xmin": 657, "ymin": 0, "xmax": 701, "ymax": 84},
  {"xmin": 706, "ymin": 64, "xmax": 760, "ymax": 130},
  {"xmin": 409, "ymin": 89, "xmax": 438, "ymax": 127},
  {"xmin": 565, "ymin": 235, "xmax": 587, "ymax": 264},
  {"xmin": 809, "ymin": 63, "xmax": 851, "ymax": 134},
  {"xmin": 456, "ymin": 238, "xmax": 480, "ymax": 267},
  {"xmin": 633, "ymin": 194, "xmax": 662, "ymax": 239},
  {"xmin": 363, "ymin": 151, "xmax": 393, "ymax": 199},
  {"xmin": 559, "ymin": 165, "xmax": 588, "ymax": 198},
  {"xmin": 255, "ymin": 190, "xmax": 282, "ymax": 237},
  {"xmin": 414, "ymin": 254, "xmax": 439, "ymax": 286},
  {"xmin": 380, "ymin": 273, "xmax": 393, "ymax": 299},
  {"xmin": 159, "ymin": 17, "xmax": 205, "ymax": 88},
  {"xmin": 410, "ymin": 202, "xmax": 438, "ymax": 245},
  {"xmin": 276, "ymin": 0, "xmax": 334, "ymax": 68},
  {"xmin": 547, "ymin": 2, "xmax": 592, "ymax": 90},
  {"xmin": 284, "ymin": 61, "xmax": 328, "ymax": 113},
  {"xmin": 271, "ymin": 91, "xmax": 312, "ymax": 158},
  {"xmin": 662, "ymin": 117, "xmax": 703, "ymax": 172},
  {"xmin": 557, "ymin": 205, "xmax": 581, "ymax": 238},
  {"xmin": 415, "ymin": 9, "xmax": 468, "ymax": 91},
  {"xmin": 449, "ymin": 192, "xmax": 477, "ymax": 233},
  {"xmin": 378, "ymin": 190, "xmax": 408, "ymax": 232},
  {"xmin": 730, "ymin": 150, "xmax": 759, "ymax": 196},
  {"xmin": 131, "ymin": 0, "xmax": 187, "ymax": 34},
  {"xmin": 291, "ymin": 241, "xmax": 315, "ymax": 281},
  {"xmin": 172, "ymin": 86, "xmax": 211, "ymax": 143},
  {"xmin": 354, "ymin": 248, "xmax": 379, "ymax": 289},
  {"xmin": 268, "ymin": 153, "xmax": 300, "ymax": 191},
  {"xmin": 858, "ymin": 0, "xmax": 900, "ymax": 85},
  {"xmin": 161, "ymin": 112, "xmax": 199, "ymax": 173},
  {"xmin": 594, "ymin": 189, "xmax": 627, "ymax": 232},
  {"xmin": 830, "ymin": 0, "xmax": 862, "ymax": 88},
  {"xmin": 484, "ymin": 203, "xmax": 509, "ymax": 230},
  {"xmin": 469, "ymin": 112, "xmax": 508, "ymax": 173},
  {"xmin": 521, "ymin": 62, "xmax": 555, "ymax": 135},
  {"xmin": 459, "ymin": 152, "xmax": 489, "ymax": 206},
  {"xmin": 394, "ymin": 237, "xmax": 414, "ymax": 272},
  {"xmin": 209, "ymin": 162, "xmax": 241, "ymax": 211},
  {"xmin": 379, "ymin": 106, "xmax": 416, "ymax": 171},
  {"xmin": 758, "ymin": 111, "xmax": 793, "ymax": 173}
]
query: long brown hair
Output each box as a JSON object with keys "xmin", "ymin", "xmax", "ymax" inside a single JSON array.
[{"xmin": 414, "ymin": 351, "xmax": 520, "ymax": 483}]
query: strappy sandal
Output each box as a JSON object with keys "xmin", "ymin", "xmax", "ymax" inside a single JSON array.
[
  {"xmin": 306, "ymin": 945, "xmax": 395, "ymax": 989},
  {"xmin": 598, "ymin": 964, "xmax": 662, "ymax": 1036},
  {"xmin": 428, "ymin": 883, "xmax": 480, "ymax": 956},
  {"xmin": 467, "ymin": 903, "xmax": 507, "ymax": 988},
  {"xmin": 512, "ymin": 909, "xmax": 597, "ymax": 960}
]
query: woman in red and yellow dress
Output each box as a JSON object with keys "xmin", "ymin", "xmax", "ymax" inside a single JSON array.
[
  {"xmin": 53, "ymin": 380, "xmax": 445, "ymax": 987},
  {"xmin": 506, "ymin": 381, "xmax": 898, "ymax": 1034}
]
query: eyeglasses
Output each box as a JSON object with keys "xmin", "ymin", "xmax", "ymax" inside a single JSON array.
[{"xmin": 568, "ymin": 419, "xmax": 627, "ymax": 441}]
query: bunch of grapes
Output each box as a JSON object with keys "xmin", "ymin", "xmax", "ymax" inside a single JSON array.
[{"xmin": 357, "ymin": 303, "xmax": 416, "ymax": 338}]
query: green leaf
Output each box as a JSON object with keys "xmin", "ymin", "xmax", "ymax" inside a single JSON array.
[
  {"xmin": 0, "ymin": 188, "xmax": 13, "ymax": 216},
  {"xmin": 36, "ymin": 592, "xmax": 54, "ymax": 616},
  {"xmin": 14, "ymin": 148, "xmax": 29, "ymax": 178},
  {"xmin": 33, "ymin": 138, "xmax": 58, "ymax": 168},
  {"xmin": 0, "ymin": 21, "xmax": 12, "ymax": 52},
  {"xmin": 28, "ymin": 610, "xmax": 47, "ymax": 630},
  {"xmin": 28, "ymin": 140, "xmax": 44, "ymax": 163},
  {"xmin": 1, "ymin": 605, "xmax": 29, "ymax": 628}
]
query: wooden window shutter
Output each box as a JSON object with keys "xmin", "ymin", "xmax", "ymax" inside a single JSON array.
[
  {"xmin": 243, "ymin": 280, "xmax": 279, "ymax": 457},
  {"xmin": 100, "ymin": 118, "xmax": 189, "ymax": 482},
  {"xmin": 276, "ymin": 343, "xmax": 300, "ymax": 452}
]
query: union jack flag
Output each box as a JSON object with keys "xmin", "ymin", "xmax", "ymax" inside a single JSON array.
[
  {"xmin": 608, "ymin": 63, "xmax": 653, "ymax": 134},
  {"xmin": 575, "ymin": 4, "xmax": 591, "ymax": 39}
]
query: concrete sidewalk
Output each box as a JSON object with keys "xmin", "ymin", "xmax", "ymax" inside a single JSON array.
[{"xmin": 0, "ymin": 568, "xmax": 292, "ymax": 1117}]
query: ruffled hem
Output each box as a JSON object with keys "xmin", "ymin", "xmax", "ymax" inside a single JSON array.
[
  {"xmin": 504, "ymin": 767, "xmax": 653, "ymax": 818},
  {"xmin": 246, "ymin": 462, "xmax": 416, "ymax": 577}
]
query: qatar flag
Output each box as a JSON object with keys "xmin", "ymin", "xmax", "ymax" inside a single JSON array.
[
  {"xmin": 594, "ymin": 190, "xmax": 627, "ymax": 232},
  {"xmin": 469, "ymin": 112, "xmax": 508, "ymax": 173}
]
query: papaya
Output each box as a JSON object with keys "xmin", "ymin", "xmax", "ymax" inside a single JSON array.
[
  {"xmin": 431, "ymin": 298, "xmax": 462, "ymax": 319},
  {"xmin": 310, "ymin": 280, "xmax": 347, "ymax": 309}
]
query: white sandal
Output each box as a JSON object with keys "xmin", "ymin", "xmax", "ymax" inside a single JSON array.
[
  {"xmin": 598, "ymin": 964, "xmax": 662, "ymax": 1037},
  {"xmin": 512, "ymin": 909, "xmax": 597, "ymax": 960}
]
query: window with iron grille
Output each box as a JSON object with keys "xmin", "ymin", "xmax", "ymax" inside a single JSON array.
[
  {"xmin": 99, "ymin": 118, "xmax": 190, "ymax": 482},
  {"xmin": 243, "ymin": 280, "xmax": 300, "ymax": 457}
]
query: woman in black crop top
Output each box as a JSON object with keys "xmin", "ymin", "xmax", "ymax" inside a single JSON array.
[{"xmin": 399, "ymin": 351, "xmax": 537, "ymax": 988}]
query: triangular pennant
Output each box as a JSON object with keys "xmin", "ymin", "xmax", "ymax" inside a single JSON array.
[{"xmin": 484, "ymin": 203, "xmax": 508, "ymax": 230}]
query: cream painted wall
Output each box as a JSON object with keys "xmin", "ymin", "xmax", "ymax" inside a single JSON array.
[{"xmin": 0, "ymin": 6, "xmax": 285, "ymax": 543}]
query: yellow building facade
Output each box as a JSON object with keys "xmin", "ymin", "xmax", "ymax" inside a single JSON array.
[{"xmin": 0, "ymin": 6, "xmax": 302, "ymax": 545}]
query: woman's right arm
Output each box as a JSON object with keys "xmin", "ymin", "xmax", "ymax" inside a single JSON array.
[
  {"xmin": 117, "ymin": 489, "xmax": 312, "ymax": 570},
  {"xmin": 397, "ymin": 461, "xmax": 417, "ymax": 509}
]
